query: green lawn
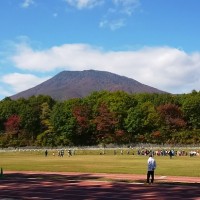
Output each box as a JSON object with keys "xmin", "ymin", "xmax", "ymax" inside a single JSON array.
[{"xmin": 0, "ymin": 150, "xmax": 200, "ymax": 177}]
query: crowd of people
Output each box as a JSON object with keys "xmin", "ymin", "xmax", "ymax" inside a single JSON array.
[
  {"xmin": 137, "ymin": 148, "xmax": 199, "ymax": 158},
  {"xmin": 44, "ymin": 147, "xmax": 199, "ymax": 158}
]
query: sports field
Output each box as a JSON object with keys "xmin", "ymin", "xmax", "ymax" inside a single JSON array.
[
  {"xmin": 0, "ymin": 148, "xmax": 200, "ymax": 177},
  {"xmin": 0, "ymin": 149, "xmax": 200, "ymax": 199}
]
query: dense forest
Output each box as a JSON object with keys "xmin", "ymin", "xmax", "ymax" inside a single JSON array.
[{"xmin": 0, "ymin": 90, "xmax": 200, "ymax": 147}]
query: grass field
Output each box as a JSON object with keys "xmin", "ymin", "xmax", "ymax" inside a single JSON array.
[{"xmin": 0, "ymin": 149, "xmax": 200, "ymax": 177}]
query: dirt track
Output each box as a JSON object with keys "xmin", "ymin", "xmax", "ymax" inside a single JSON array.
[{"xmin": 0, "ymin": 171, "xmax": 199, "ymax": 199}]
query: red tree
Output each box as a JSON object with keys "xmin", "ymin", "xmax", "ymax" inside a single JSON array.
[
  {"xmin": 157, "ymin": 103, "xmax": 186, "ymax": 130},
  {"xmin": 72, "ymin": 105, "xmax": 90, "ymax": 133},
  {"xmin": 4, "ymin": 115, "xmax": 21, "ymax": 138},
  {"xmin": 93, "ymin": 103, "xmax": 118, "ymax": 143}
]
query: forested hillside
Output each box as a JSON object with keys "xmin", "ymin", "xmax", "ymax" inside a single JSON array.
[{"xmin": 1, "ymin": 90, "xmax": 200, "ymax": 147}]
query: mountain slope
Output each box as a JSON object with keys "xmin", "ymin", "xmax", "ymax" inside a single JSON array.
[{"xmin": 10, "ymin": 70, "xmax": 167, "ymax": 100}]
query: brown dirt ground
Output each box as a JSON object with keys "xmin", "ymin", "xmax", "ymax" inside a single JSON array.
[{"xmin": 0, "ymin": 171, "xmax": 199, "ymax": 199}]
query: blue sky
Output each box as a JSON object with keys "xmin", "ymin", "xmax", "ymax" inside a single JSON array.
[{"xmin": 1, "ymin": 0, "xmax": 200, "ymax": 100}]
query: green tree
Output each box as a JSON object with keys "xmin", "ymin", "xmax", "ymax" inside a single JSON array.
[
  {"xmin": 182, "ymin": 95, "xmax": 200, "ymax": 129},
  {"xmin": 0, "ymin": 98, "xmax": 18, "ymax": 131},
  {"xmin": 125, "ymin": 102, "xmax": 160, "ymax": 142},
  {"xmin": 50, "ymin": 100, "xmax": 77, "ymax": 146},
  {"xmin": 36, "ymin": 102, "xmax": 55, "ymax": 146},
  {"xmin": 19, "ymin": 103, "xmax": 41, "ymax": 142},
  {"xmin": 103, "ymin": 91, "xmax": 137, "ymax": 130}
]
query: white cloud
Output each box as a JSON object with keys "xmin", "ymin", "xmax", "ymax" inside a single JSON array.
[
  {"xmin": 65, "ymin": 0, "xmax": 104, "ymax": 9},
  {"xmin": 65, "ymin": 0, "xmax": 140, "ymax": 30},
  {"xmin": 1, "ymin": 73, "xmax": 50, "ymax": 93},
  {"xmin": 99, "ymin": 18, "xmax": 125, "ymax": 30},
  {"xmin": 112, "ymin": 0, "xmax": 140, "ymax": 15},
  {"xmin": 99, "ymin": 0, "xmax": 140, "ymax": 30},
  {"xmin": 21, "ymin": 0, "xmax": 35, "ymax": 8},
  {"xmin": 10, "ymin": 43, "xmax": 200, "ymax": 94}
]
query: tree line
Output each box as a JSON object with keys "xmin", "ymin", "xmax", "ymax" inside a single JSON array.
[{"xmin": 0, "ymin": 90, "xmax": 200, "ymax": 147}]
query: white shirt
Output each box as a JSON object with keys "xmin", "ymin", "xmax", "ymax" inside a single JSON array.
[{"xmin": 147, "ymin": 157, "xmax": 156, "ymax": 171}]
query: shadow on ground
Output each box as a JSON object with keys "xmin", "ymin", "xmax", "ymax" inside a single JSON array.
[{"xmin": 0, "ymin": 173, "xmax": 199, "ymax": 199}]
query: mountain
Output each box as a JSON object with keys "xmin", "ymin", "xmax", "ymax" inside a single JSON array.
[{"xmin": 10, "ymin": 70, "xmax": 167, "ymax": 101}]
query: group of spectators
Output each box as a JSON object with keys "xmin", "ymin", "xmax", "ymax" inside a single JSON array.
[
  {"xmin": 137, "ymin": 148, "xmax": 199, "ymax": 158},
  {"xmin": 44, "ymin": 148, "xmax": 199, "ymax": 158}
]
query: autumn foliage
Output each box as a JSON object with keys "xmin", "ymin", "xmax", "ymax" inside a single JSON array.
[
  {"xmin": 4, "ymin": 115, "xmax": 21, "ymax": 137},
  {"xmin": 0, "ymin": 91, "xmax": 200, "ymax": 147}
]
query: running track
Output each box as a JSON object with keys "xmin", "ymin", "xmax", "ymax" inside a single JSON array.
[{"xmin": 0, "ymin": 171, "xmax": 199, "ymax": 199}]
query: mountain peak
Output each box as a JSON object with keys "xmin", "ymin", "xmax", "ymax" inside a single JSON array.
[{"xmin": 10, "ymin": 70, "xmax": 167, "ymax": 100}]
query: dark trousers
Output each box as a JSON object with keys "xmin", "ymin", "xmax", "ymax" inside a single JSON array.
[{"xmin": 147, "ymin": 170, "xmax": 154, "ymax": 183}]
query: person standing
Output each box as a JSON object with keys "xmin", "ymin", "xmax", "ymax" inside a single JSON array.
[
  {"xmin": 45, "ymin": 149, "xmax": 48, "ymax": 157},
  {"xmin": 147, "ymin": 154, "xmax": 156, "ymax": 184},
  {"xmin": 169, "ymin": 150, "xmax": 173, "ymax": 159}
]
